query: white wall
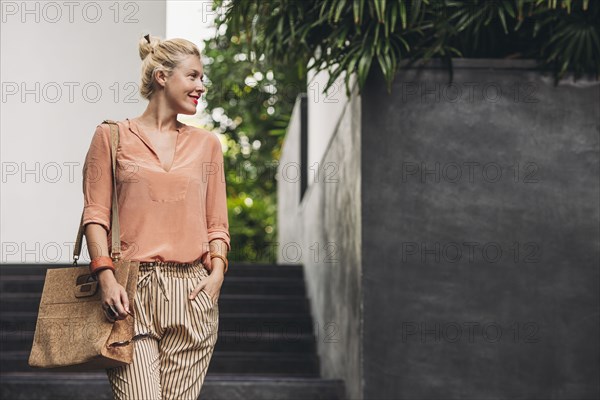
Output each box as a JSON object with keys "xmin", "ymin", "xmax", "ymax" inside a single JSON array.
[
  {"xmin": 1, "ymin": 1, "xmax": 167, "ymax": 263},
  {"xmin": 306, "ymin": 61, "xmax": 356, "ymax": 188},
  {"xmin": 167, "ymin": 0, "xmax": 216, "ymax": 48},
  {"xmin": 166, "ymin": 0, "xmax": 217, "ymax": 128}
]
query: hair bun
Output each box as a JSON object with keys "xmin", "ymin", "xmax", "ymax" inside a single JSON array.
[
  {"xmin": 139, "ymin": 33, "xmax": 160, "ymax": 61},
  {"xmin": 138, "ymin": 36, "xmax": 201, "ymax": 101}
]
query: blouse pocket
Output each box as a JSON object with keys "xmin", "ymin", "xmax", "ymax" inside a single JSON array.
[{"xmin": 145, "ymin": 170, "xmax": 191, "ymax": 202}]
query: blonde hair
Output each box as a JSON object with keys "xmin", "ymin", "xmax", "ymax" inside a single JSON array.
[{"xmin": 138, "ymin": 34, "xmax": 201, "ymax": 100}]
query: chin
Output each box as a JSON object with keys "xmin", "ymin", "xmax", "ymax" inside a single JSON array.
[{"xmin": 179, "ymin": 106, "xmax": 197, "ymax": 115}]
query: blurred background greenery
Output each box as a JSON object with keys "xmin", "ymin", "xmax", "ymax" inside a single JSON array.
[{"xmin": 200, "ymin": 28, "xmax": 304, "ymax": 263}]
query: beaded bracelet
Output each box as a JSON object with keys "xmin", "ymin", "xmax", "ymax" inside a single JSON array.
[{"xmin": 209, "ymin": 253, "xmax": 228, "ymax": 275}]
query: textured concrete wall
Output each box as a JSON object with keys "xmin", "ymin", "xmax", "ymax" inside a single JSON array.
[
  {"xmin": 307, "ymin": 68, "xmax": 355, "ymax": 181},
  {"xmin": 277, "ymin": 97, "xmax": 303, "ymax": 258},
  {"xmin": 278, "ymin": 85, "xmax": 363, "ymax": 400},
  {"xmin": 361, "ymin": 59, "xmax": 599, "ymax": 399}
]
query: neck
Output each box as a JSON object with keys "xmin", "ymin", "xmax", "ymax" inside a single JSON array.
[{"xmin": 136, "ymin": 101, "xmax": 181, "ymax": 133}]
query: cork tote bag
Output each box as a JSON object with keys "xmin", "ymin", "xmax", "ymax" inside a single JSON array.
[{"xmin": 28, "ymin": 120, "xmax": 141, "ymax": 371}]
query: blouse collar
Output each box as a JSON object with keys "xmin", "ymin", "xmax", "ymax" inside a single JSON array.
[
  {"xmin": 126, "ymin": 118, "xmax": 188, "ymax": 155},
  {"xmin": 127, "ymin": 117, "xmax": 187, "ymax": 135}
]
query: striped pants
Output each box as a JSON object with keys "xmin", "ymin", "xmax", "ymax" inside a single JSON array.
[{"xmin": 106, "ymin": 259, "xmax": 219, "ymax": 400}]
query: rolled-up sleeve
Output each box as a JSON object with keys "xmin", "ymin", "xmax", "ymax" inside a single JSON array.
[
  {"xmin": 82, "ymin": 124, "xmax": 112, "ymax": 233},
  {"xmin": 205, "ymin": 135, "xmax": 231, "ymax": 252}
]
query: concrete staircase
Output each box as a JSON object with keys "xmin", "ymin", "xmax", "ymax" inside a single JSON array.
[{"xmin": 0, "ymin": 263, "xmax": 346, "ymax": 400}]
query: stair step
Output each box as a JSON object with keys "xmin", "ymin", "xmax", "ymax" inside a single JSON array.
[
  {"xmin": 1, "ymin": 312, "xmax": 315, "ymax": 336},
  {"xmin": 1, "ymin": 351, "xmax": 320, "ymax": 376},
  {"xmin": 0, "ymin": 276, "xmax": 306, "ymax": 296},
  {"xmin": 0, "ymin": 263, "xmax": 304, "ymax": 278},
  {"xmin": 0, "ymin": 263, "xmax": 347, "ymax": 398},
  {"xmin": 0, "ymin": 293, "xmax": 310, "ymax": 314},
  {"xmin": 209, "ymin": 351, "xmax": 320, "ymax": 376},
  {"xmin": 0, "ymin": 372, "xmax": 346, "ymax": 400},
  {"xmin": 2, "ymin": 330, "xmax": 317, "ymax": 353}
]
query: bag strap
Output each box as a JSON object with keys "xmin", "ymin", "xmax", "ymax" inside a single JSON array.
[{"xmin": 73, "ymin": 120, "xmax": 121, "ymax": 265}]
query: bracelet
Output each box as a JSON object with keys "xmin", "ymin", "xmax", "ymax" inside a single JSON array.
[
  {"xmin": 91, "ymin": 265, "xmax": 116, "ymax": 276},
  {"xmin": 209, "ymin": 253, "xmax": 228, "ymax": 275},
  {"xmin": 89, "ymin": 256, "xmax": 115, "ymax": 275}
]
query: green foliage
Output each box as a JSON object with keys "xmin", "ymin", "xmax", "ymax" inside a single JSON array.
[
  {"xmin": 203, "ymin": 0, "xmax": 597, "ymax": 263},
  {"xmin": 201, "ymin": 26, "xmax": 304, "ymax": 263},
  {"xmin": 217, "ymin": 0, "xmax": 599, "ymax": 96}
]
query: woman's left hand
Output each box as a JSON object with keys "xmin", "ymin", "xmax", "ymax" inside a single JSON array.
[{"xmin": 189, "ymin": 273, "xmax": 224, "ymax": 304}]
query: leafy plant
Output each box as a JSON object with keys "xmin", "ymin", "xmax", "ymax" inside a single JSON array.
[
  {"xmin": 216, "ymin": 0, "xmax": 599, "ymax": 95},
  {"xmin": 201, "ymin": 27, "xmax": 304, "ymax": 263},
  {"xmin": 202, "ymin": 0, "xmax": 598, "ymax": 262}
]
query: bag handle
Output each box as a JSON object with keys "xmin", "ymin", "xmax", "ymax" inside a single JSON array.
[{"xmin": 73, "ymin": 120, "xmax": 121, "ymax": 265}]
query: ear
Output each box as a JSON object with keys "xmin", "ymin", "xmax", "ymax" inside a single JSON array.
[{"xmin": 154, "ymin": 69, "xmax": 169, "ymax": 88}]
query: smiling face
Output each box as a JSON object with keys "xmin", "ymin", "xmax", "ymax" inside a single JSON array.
[{"xmin": 162, "ymin": 54, "xmax": 206, "ymax": 115}]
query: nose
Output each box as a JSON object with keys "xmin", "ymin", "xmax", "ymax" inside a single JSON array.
[{"xmin": 197, "ymin": 77, "xmax": 206, "ymax": 90}]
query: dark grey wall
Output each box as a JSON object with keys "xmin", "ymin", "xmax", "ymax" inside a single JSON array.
[
  {"xmin": 278, "ymin": 88, "xmax": 363, "ymax": 399},
  {"xmin": 361, "ymin": 59, "xmax": 599, "ymax": 399}
]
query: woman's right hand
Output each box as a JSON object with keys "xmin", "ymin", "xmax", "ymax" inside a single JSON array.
[{"xmin": 97, "ymin": 269, "xmax": 130, "ymax": 322}]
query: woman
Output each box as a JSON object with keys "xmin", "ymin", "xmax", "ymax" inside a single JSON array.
[{"xmin": 81, "ymin": 34, "xmax": 230, "ymax": 399}]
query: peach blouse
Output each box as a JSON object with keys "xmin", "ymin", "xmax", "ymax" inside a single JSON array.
[{"xmin": 82, "ymin": 118, "xmax": 231, "ymax": 269}]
